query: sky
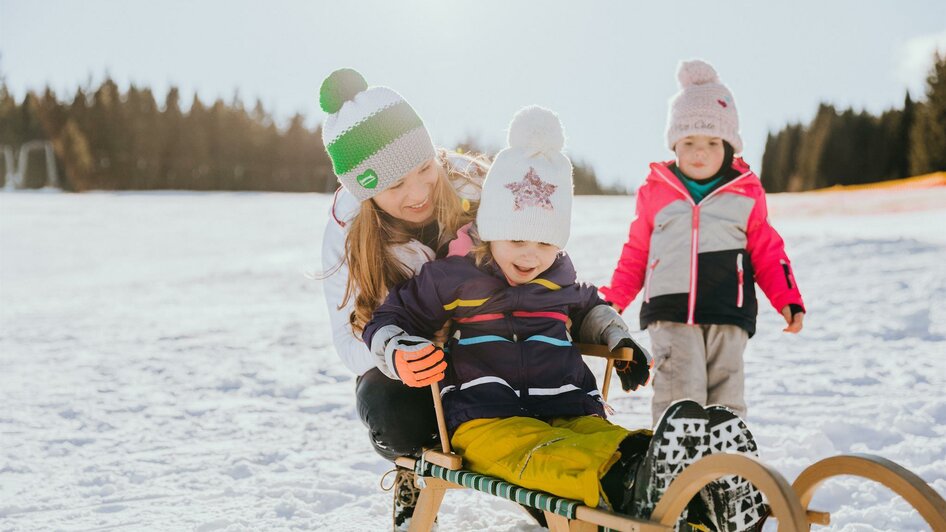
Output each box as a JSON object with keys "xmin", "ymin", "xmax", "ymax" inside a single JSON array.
[{"xmin": 1, "ymin": 1, "xmax": 945, "ymax": 190}]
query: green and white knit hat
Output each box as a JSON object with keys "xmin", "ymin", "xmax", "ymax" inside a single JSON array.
[{"xmin": 320, "ymin": 68, "xmax": 436, "ymax": 202}]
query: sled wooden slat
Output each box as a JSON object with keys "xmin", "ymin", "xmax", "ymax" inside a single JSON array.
[
  {"xmin": 806, "ymin": 510, "xmax": 830, "ymax": 525},
  {"xmin": 395, "ymin": 450, "xmax": 461, "ymax": 471},
  {"xmin": 792, "ymin": 453, "xmax": 946, "ymax": 530},
  {"xmin": 573, "ymin": 505, "xmax": 671, "ymax": 531},
  {"xmin": 576, "ymin": 342, "xmax": 630, "ymax": 403}
]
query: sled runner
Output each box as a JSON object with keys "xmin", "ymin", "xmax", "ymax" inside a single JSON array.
[
  {"xmin": 762, "ymin": 452, "xmax": 946, "ymax": 530},
  {"xmin": 394, "ymin": 344, "xmax": 812, "ymax": 531}
]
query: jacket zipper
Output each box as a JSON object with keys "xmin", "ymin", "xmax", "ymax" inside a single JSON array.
[
  {"xmin": 505, "ymin": 290, "xmax": 525, "ymax": 405},
  {"xmin": 687, "ymin": 206, "xmax": 700, "ymax": 324},
  {"xmin": 736, "ymin": 253, "xmax": 744, "ymax": 308},
  {"xmin": 654, "ymin": 168, "xmax": 754, "ymax": 326},
  {"xmin": 780, "ymin": 259, "xmax": 794, "ymax": 289},
  {"xmin": 644, "ymin": 258, "xmax": 660, "ymax": 303}
]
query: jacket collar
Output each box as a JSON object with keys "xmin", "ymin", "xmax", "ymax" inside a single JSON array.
[
  {"xmin": 483, "ymin": 250, "xmax": 577, "ymax": 288},
  {"xmin": 648, "ymin": 158, "xmax": 757, "ymax": 200}
]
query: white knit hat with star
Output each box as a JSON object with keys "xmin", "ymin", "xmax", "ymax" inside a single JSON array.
[
  {"xmin": 666, "ymin": 59, "xmax": 743, "ymax": 154},
  {"xmin": 477, "ymin": 106, "xmax": 573, "ymax": 249}
]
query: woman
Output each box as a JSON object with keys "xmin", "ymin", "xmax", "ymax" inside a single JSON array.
[{"xmin": 318, "ymin": 68, "xmax": 485, "ymax": 527}]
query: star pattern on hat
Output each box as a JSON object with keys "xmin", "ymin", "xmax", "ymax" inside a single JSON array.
[{"xmin": 505, "ymin": 167, "xmax": 557, "ymax": 211}]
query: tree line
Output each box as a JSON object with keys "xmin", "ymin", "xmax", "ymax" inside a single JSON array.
[
  {"xmin": 761, "ymin": 53, "xmax": 946, "ymax": 192},
  {"xmin": 0, "ymin": 78, "xmax": 620, "ymax": 194},
  {"xmin": 0, "ymin": 79, "xmax": 335, "ymax": 192},
  {"xmin": 3, "ymin": 53, "xmax": 943, "ymax": 194}
]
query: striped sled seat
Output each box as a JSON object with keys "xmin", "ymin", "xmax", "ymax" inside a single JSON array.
[{"xmin": 394, "ymin": 343, "xmax": 946, "ymax": 531}]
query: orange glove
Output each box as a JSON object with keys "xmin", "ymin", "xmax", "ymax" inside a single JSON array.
[{"xmin": 391, "ymin": 337, "xmax": 447, "ymax": 388}]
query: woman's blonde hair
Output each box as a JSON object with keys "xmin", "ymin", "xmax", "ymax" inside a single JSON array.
[{"xmin": 342, "ymin": 150, "xmax": 487, "ymax": 335}]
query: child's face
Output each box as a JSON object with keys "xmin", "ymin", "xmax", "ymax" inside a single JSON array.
[
  {"xmin": 371, "ymin": 157, "xmax": 439, "ymax": 226},
  {"xmin": 674, "ymin": 135, "xmax": 725, "ymax": 180},
  {"xmin": 489, "ymin": 240, "xmax": 560, "ymax": 285}
]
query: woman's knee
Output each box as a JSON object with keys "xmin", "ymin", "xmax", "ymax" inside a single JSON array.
[{"xmin": 355, "ymin": 368, "xmax": 438, "ymax": 458}]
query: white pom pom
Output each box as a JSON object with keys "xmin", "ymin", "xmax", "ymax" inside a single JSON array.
[
  {"xmin": 677, "ymin": 60, "xmax": 720, "ymax": 87},
  {"xmin": 507, "ymin": 105, "xmax": 565, "ymax": 154}
]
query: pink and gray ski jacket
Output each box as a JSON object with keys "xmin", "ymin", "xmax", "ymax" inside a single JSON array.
[{"xmin": 600, "ymin": 158, "xmax": 805, "ymax": 337}]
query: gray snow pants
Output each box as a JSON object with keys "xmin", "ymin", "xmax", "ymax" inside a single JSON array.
[{"xmin": 648, "ymin": 321, "xmax": 749, "ymax": 426}]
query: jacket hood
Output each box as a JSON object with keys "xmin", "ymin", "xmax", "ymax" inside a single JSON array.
[{"xmin": 330, "ymin": 186, "xmax": 360, "ymax": 229}]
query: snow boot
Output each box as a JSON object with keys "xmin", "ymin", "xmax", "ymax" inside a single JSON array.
[
  {"xmin": 627, "ymin": 399, "xmax": 710, "ymax": 525},
  {"xmin": 382, "ymin": 467, "xmax": 430, "ymax": 531},
  {"xmin": 699, "ymin": 405, "xmax": 767, "ymax": 532}
]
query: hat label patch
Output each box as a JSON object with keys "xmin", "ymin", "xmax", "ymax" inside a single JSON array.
[{"xmin": 356, "ymin": 169, "xmax": 378, "ymax": 189}]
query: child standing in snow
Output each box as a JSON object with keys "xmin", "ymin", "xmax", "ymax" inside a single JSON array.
[
  {"xmin": 601, "ymin": 59, "xmax": 806, "ymax": 425},
  {"xmin": 364, "ymin": 106, "xmax": 766, "ymax": 530}
]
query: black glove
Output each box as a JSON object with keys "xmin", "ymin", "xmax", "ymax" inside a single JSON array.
[{"xmin": 612, "ymin": 337, "xmax": 653, "ymax": 392}]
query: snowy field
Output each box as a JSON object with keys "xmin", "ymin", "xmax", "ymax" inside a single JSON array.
[{"xmin": 1, "ymin": 187, "xmax": 945, "ymax": 531}]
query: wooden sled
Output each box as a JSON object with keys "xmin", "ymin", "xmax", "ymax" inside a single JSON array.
[
  {"xmin": 750, "ymin": 452, "xmax": 946, "ymax": 529},
  {"xmin": 394, "ymin": 343, "xmax": 812, "ymax": 531}
]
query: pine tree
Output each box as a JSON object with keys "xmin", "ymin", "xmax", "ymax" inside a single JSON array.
[
  {"xmin": 0, "ymin": 83, "xmax": 16, "ymax": 187},
  {"xmin": 54, "ymin": 119, "xmax": 94, "ymax": 191},
  {"xmin": 160, "ymin": 87, "xmax": 184, "ymax": 189},
  {"xmin": 311, "ymin": 125, "xmax": 336, "ymax": 192},
  {"xmin": 777, "ymin": 124, "xmax": 805, "ymax": 191},
  {"xmin": 129, "ymin": 87, "xmax": 161, "ymax": 189},
  {"xmin": 19, "ymin": 93, "xmax": 48, "ymax": 188},
  {"xmin": 896, "ymin": 93, "xmax": 915, "ymax": 178},
  {"xmin": 184, "ymin": 94, "xmax": 211, "ymax": 190},
  {"xmin": 796, "ymin": 104, "xmax": 837, "ymax": 189},
  {"xmin": 760, "ymin": 132, "xmax": 782, "ymax": 191},
  {"xmin": 86, "ymin": 78, "xmax": 125, "ymax": 188},
  {"xmin": 910, "ymin": 53, "xmax": 946, "ymax": 175}
]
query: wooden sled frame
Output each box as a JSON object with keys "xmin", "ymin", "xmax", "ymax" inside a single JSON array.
[
  {"xmin": 395, "ymin": 343, "xmax": 815, "ymax": 531},
  {"xmin": 393, "ymin": 343, "xmax": 946, "ymax": 530},
  {"xmin": 760, "ymin": 452, "xmax": 946, "ymax": 530}
]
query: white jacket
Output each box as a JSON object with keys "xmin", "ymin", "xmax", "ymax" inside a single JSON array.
[{"xmin": 321, "ymin": 153, "xmax": 485, "ymax": 375}]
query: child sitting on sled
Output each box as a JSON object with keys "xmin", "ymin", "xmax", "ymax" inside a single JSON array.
[{"xmin": 363, "ymin": 106, "xmax": 765, "ymax": 530}]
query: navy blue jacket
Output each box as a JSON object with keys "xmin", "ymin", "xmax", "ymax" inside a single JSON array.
[{"xmin": 363, "ymin": 253, "xmax": 608, "ymax": 433}]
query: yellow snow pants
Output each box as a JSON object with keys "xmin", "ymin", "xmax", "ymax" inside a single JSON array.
[{"xmin": 450, "ymin": 415, "xmax": 650, "ymax": 507}]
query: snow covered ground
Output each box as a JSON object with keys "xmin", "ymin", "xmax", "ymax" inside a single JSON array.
[{"xmin": 1, "ymin": 187, "xmax": 944, "ymax": 531}]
